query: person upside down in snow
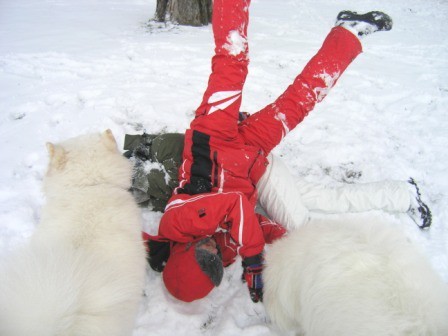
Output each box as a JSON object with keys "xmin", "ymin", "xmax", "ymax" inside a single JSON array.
[{"xmin": 145, "ymin": 1, "xmax": 428, "ymax": 303}]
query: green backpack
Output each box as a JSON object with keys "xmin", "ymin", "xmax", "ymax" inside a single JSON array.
[{"xmin": 123, "ymin": 133, "xmax": 184, "ymax": 212}]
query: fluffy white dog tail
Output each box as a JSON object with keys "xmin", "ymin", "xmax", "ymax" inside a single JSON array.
[
  {"xmin": 264, "ymin": 219, "xmax": 448, "ymax": 336},
  {"xmin": 0, "ymin": 241, "xmax": 142, "ymax": 336}
]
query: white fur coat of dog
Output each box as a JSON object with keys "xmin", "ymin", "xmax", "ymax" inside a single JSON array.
[
  {"xmin": 0, "ymin": 130, "xmax": 146, "ymax": 336},
  {"xmin": 263, "ymin": 219, "xmax": 448, "ymax": 336}
]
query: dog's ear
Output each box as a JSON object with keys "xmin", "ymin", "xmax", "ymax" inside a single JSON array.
[
  {"xmin": 46, "ymin": 142, "xmax": 67, "ymax": 170},
  {"xmin": 46, "ymin": 142, "xmax": 55, "ymax": 158},
  {"xmin": 101, "ymin": 129, "xmax": 118, "ymax": 152}
]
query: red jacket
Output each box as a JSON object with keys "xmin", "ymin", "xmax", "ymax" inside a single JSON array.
[
  {"xmin": 159, "ymin": 191, "xmax": 265, "ymax": 258},
  {"xmin": 176, "ymin": 128, "xmax": 268, "ymax": 205}
]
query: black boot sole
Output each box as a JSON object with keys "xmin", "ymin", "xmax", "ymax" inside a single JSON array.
[{"xmin": 337, "ymin": 11, "xmax": 393, "ymax": 32}]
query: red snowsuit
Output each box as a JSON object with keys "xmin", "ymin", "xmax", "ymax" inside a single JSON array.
[{"xmin": 157, "ymin": 0, "xmax": 362, "ymax": 263}]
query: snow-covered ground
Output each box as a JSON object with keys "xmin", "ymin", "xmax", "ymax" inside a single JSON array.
[{"xmin": 1, "ymin": 0, "xmax": 447, "ymax": 335}]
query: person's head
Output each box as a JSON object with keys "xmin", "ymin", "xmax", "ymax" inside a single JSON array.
[{"xmin": 163, "ymin": 237, "xmax": 224, "ymax": 302}]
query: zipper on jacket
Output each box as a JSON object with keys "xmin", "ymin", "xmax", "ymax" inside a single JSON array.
[{"xmin": 247, "ymin": 149, "xmax": 263, "ymax": 179}]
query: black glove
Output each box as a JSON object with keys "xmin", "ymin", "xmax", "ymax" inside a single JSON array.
[
  {"xmin": 147, "ymin": 240, "xmax": 170, "ymax": 272},
  {"xmin": 242, "ymin": 254, "xmax": 264, "ymax": 303}
]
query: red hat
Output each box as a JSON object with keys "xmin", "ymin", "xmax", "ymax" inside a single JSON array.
[{"xmin": 163, "ymin": 240, "xmax": 220, "ymax": 302}]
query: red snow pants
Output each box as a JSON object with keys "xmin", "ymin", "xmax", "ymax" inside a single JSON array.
[
  {"xmin": 178, "ymin": 0, "xmax": 363, "ymax": 204},
  {"xmin": 192, "ymin": 0, "xmax": 362, "ymax": 150}
]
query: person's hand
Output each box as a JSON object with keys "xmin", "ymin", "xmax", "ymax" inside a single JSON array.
[
  {"xmin": 242, "ymin": 254, "xmax": 264, "ymax": 302},
  {"xmin": 147, "ymin": 240, "xmax": 170, "ymax": 272}
]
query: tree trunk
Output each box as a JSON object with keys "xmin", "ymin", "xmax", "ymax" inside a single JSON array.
[
  {"xmin": 155, "ymin": 0, "xmax": 212, "ymax": 26},
  {"xmin": 155, "ymin": 0, "xmax": 169, "ymax": 22}
]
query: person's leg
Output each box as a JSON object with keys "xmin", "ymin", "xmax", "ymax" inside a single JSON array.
[
  {"xmin": 239, "ymin": 26, "xmax": 362, "ymax": 154},
  {"xmin": 239, "ymin": 11, "xmax": 393, "ymax": 155},
  {"xmin": 298, "ymin": 178, "xmax": 432, "ymax": 228},
  {"xmin": 297, "ymin": 179, "xmax": 411, "ymax": 213},
  {"xmin": 256, "ymin": 153, "xmax": 310, "ymax": 230},
  {"xmin": 190, "ymin": 0, "xmax": 251, "ymax": 140},
  {"xmin": 176, "ymin": 0, "xmax": 251, "ymax": 195}
]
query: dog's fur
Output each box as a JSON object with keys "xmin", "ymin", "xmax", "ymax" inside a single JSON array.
[
  {"xmin": 0, "ymin": 130, "xmax": 146, "ymax": 336},
  {"xmin": 264, "ymin": 218, "xmax": 448, "ymax": 336}
]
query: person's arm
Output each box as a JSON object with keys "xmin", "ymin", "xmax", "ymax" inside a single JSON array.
[{"xmin": 159, "ymin": 192, "xmax": 265, "ymax": 258}]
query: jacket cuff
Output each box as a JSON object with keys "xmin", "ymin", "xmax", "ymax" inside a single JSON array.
[{"xmin": 243, "ymin": 253, "xmax": 263, "ymax": 266}]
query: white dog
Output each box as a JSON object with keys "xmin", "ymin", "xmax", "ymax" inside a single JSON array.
[
  {"xmin": 264, "ymin": 218, "xmax": 448, "ymax": 336},
  {"xmin": 0, "ymin": 130, "xmax": 147, "ymax": 336}
]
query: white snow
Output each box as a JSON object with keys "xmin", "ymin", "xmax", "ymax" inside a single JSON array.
[
  {"xmin": 142, "ymin": 160, "xmax": 171, "ymax": 185},
  {"xmin": 223, "ymin": 30, "xmax": 248, "ymax": 56},
  {"xmin": 313, "ymin": 70, "xmax": 340, "ymax": 101},
  {"xmin": 1, "ymin": 0, "xmax": 447, "ymax": 335},
  {"xmin": 273, "ymin": 110, "xmax": 290, "ymax": 138}
]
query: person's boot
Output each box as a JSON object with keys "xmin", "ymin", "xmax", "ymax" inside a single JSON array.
[
  {"xmin": 336, "ymin": 11, "xmax": 393, "ymax": 37},
  {"xmin": 407, "ymin": 178, "xmax": 432, "ymax": 229}
]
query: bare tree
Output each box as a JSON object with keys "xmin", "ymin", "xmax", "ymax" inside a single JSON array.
[{"xmin": 155, "ymin": 0, "xmax": 212, "ymax": 26}]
